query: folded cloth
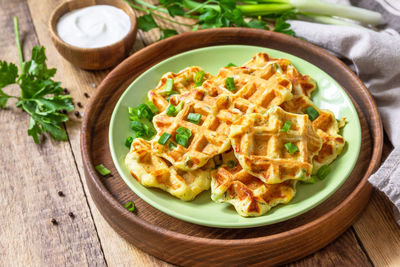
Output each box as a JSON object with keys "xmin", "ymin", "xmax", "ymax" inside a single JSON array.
[{"xmin": 289, "ymin": 0, "xmax": 400, "ymax": 224}]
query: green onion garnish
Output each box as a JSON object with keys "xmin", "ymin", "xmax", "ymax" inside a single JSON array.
[
  {"xmin": 168, "ymin": 141, "xmax": 177, "ymax": 149},
  {"xmin": 187, "ymin": 113, "xmax": 202, "ymax": 124},
  {"xmin": 166, "ymin": 101, "xmax": 183, "ymax": 117},
  {"xmin": 95, "ymin": 164, "xmax": 111, "ymax": 176},
  {"xmin": 158, "ymin": 132, "xmax": 172, "ymax": 145},
  {"xmin": 125, "ymin": 136, "xmax": 133, "ymax": 148},
  {"xmin": 164, "ymin": 78, "xmax": 174, "ymax": 95},
  {"xmin": 128, "ymin": 107, "xmax": 136, "ymax": 115},
  {"xmin": 124, "ymin": 201, "xmax": 135, "ymax": 212},
  {"xmin": 227, "ymin": 160, "xmax": 237, "ymax": 168},
  {"xmin": 226, "ymin": 62, "xmax": 237, "ymax": 67},
  {"xmin": 176, "ymin": 126, "xmax": 192, "ymax": 138},
  {"xmin": 166, "ymin": 104, "xmax": 176, "ymax": 116},
  {"xmin": 145, "ymin": 101, "xmax": 159, "ymax": 114},
  {"xmin": 281, "ymin": 120, "xmax": 292, "ymax": 132},
  {"xmin": 305, "ymin": 106, "xmax": 319, "ymax": 121},
  {"xmin": 225, "ymin": 77, "xmax": 236, "ymax": 91},
  {"xmin": 274, "ymin": 63, "xmax": 282, "ymax": 73},
  {"xmin": 130, "ymin": 120, "xmax": 144, "ymax": 131},
  {"xmin": 176, "ymin": 134, "xmax": 189, "ymax": 148},
  {"xmin": 284, "ymin": 142, "xmax": 299, "ymax": 154},
  {"xmin": 316, "ymin": 165, "xmax": 331, "ymax": 180},
  {"xmin": 194, "ymin": 71, "xmax": 204, "ymax": 86},
  {"xmin": 166, "ymin": 91, "xmax": 178, "ymax": 100}
]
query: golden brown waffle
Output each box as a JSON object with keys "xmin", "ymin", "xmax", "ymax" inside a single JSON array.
[
  {"xmin": 202, "ymin": 66, "xmax": 293, "ymax": 114},
  {"xmin": 230, "ymin": 106, "xmax": 322, "ymax": 184},
  {"xmin": 151, "ymin": 89, "xmax": 237, "ymax": 171},
  {"xmin": 125, "ymin": 138, "xmax": 211, "ymax": 201},
  {"xmin": 210, "ymin": 151, "xmax": 296, "ymax": 217},
  {"xmin": 280, "ymin": 96, "xmax": 345, "ymax": 172},
  {"xmin": 148, "ymin": 66, "xmax": 213, "ymax": 112},
  {"xmin": 242, "ymin": 53, "xmax": 317, "ymax": 97}
]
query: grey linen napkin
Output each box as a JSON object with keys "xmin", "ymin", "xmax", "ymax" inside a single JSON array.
[{"xmin": 288, "ymin": 0, "xmax": 400, "ymax": 223}]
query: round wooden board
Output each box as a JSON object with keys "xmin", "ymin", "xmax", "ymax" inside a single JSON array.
[{"xmin": 81, "ymin": 28, "xmax": 383, "ymax": 266}]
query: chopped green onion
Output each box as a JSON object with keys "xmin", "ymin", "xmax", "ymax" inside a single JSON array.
[
  {"xmin": 284, "ymin": 142, "xmax": 299, "ymax": 154},
  {"xmin": 281, "ymin": 120, "xmax": 292, "ymax": 132},
  {"xmin": 128, "ymin": 107, "xmax": 136, "ymax": 115},
  {"xmin": 226, "ymin": 62, "xmax": 237, "ymax": 67},
  {"xmin": 164, "ymin": 78, "xmax": 174, "ymax": 95},
  {"xmin": 227, "ymin": 160, "xmax": 237, "ymax": 168},
  {"xmin": 125, "ymin": 136, "xmax": 133, "ymax": 148},
  {"xmin": 166, "ymin": 104, "xmax": 176, "ymax": 116},
  {"xmin": 137, "ymin": 103, "xmax": 154, "ymax": 120},
  {"xmin": 301, "ymin": 176, "xmax": 317, "ymax": 184},
  {"xmin": 124, "ymin": 201, "xmax": 135, "ymax": 212},
  {"xmin": 130, "ymin": 120, "xmax": 144, "ymax": 131},
  {"xmin": 316, "ymin": 165, "xmax": 331, "ymax": 180},
  {"xmin": 166, "ymin": 101, "xmax": 183, "ymax": 117},
  {"xmin": 175, "ymin": 101, "xmax": 183, "ymax": 113},
  {"xmin": 225, "ymin": 77, "xmax": 236, "ymax": 91},
  {"xmin": 305, "ymin": 106, "xmax": 319, "ymax": 121},
  {"xmin": 158, "ymin": 132, "xmax": 172, "ymax": 145},
  {"xmin": 176, "ymin": 126, "xmax": 192, "ymax": 138},
  {"xmin": 274, "ymin": 63, "xmax": 282, "ymax": 73},
  {"xmin": 187, "ymin": 113, "xmax": 202, "ymax": 124},
  {"xmin": 165, "ymin": 90, "xmax": 179, "ymax": 99},
  {"xmin": 176, "ymin": 134, "xmax": 189, "ymax": 148},
  {"xmin": 168, "ymin": 141, "xmax": 177, "ymax": 149},
  {"xmin": 145, "ymin": 101, "xmax": 159, "ymax": 114},
  {"xmin": 95, "ymin": 164, "xmax": 111, "ymax": 176},
  {"xmin": 194, "ymin": 71, "xmax": 204, "ymax": 86}
]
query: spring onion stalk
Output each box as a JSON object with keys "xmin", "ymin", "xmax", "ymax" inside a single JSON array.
[
  {"xmin": 289, "ymin": 0, "xmax": 382, "ymax": 26},
  {"xmin": 183, "ymin": 0, "xmax": 382, "ymax": 26}
]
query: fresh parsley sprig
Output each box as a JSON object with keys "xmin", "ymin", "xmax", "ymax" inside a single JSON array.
[{"xmin": 0, "ymin": 17, "xmax": 74, "ymax": 143}]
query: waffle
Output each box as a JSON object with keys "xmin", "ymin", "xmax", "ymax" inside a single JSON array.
[
  {"xmin": 211, "ymin": 151, "xmax": 297, "ymax": 217},
  {"xmin": 280, "ymin": 96, "xmax": 346, "ymax": 172},
  {"xmin": 202, "ymin": 65, "xmax": 293, "ymax": 114},
  {"xmin": 148, "ymin": 66, "xmax": 213, "ymax": 112},
  {"xmin": 151, "ymin": 89, "xmax": 237, "ymax": 171},
  {"xmin": 230, "ymin": 106, "xmax": 322, "ymax": 184},
  {"xmin": 125, "ymin": 138, "xmax": 211, "ymax": 201},
  {"xmin": 242, "ymin": 53, "xmax": 317, "ymax": 97}
]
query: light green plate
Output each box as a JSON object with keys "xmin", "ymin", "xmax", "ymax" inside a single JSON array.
[{"xmin": 109, "ymin": 45, "xmax": 361, "ymax": 228}]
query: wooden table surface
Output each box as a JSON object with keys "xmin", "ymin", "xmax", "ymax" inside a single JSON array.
[{"xmin": 1, "ymin": 0, "xmax": 400, "ymax": 266}]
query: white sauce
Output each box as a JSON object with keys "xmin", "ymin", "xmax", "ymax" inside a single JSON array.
[{"xmin": 57, "ymin": 5, "xmax": 131, "ymax": 48}]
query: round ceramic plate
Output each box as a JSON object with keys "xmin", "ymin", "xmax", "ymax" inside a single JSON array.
[{"xmin": 109, "ymin": 45, "xmax": 361, "ymax": 228}]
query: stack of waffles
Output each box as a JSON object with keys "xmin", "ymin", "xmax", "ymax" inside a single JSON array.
[{"xmin": 125, "ymin": 53, "xmax": 346, "ymax": 217}]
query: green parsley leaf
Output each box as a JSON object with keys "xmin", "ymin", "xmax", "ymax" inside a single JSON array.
[
  {"xmin": 247, "ymin": 19, "xmax": 269, "ymax": 30},
  {"xmin": 160, "ymin": 29, "xmax": 178, "ymax": 40},
  {"xmin": 137, "ymin": 14, "xmax": 158, "ymax": 32}
]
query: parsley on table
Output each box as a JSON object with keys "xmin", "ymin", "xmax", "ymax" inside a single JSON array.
[{"xmin": 0, "ymin": 17, "xmax": 74, "ymax": 144}]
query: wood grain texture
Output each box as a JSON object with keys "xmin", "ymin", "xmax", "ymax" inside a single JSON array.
[
  {"xmin": 353, "ymin": 140, "xmax": 400, "ymax": 267},
  {"xmin": 81, "ymin": 28, "xmax": 382, "ymax": 266},
  {"xmin": 1, "ymin": 0, "xmax": 398, "ymax": 266},
  {"xmin": 26, "ymin": 0, "xmax": 169, "ymax": 265},
  {"xmin": 0, "ymin": 1, "xmax": 105, "ymax": 266},
  {"xmin": 48, "ymin": 0, "xmax": 138, "ymax": 70}
]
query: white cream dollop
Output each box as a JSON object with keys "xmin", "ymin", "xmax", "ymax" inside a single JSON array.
[{"xmin": 57, "ymin": 5, "xmax": 131, "ymax": 48}]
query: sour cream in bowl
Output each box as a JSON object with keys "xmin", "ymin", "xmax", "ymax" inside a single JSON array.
[{"xmin": 49, "ymin": 0, "xmax": 137, "ymax": 70}]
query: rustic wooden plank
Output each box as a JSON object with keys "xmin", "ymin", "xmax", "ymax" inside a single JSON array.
[
  {"xmin": 0, "ymin": 0, "xmax": 105, "ymax": 266},
  {"xmin": 353, "ymin": 140, "xmax": 400, "ymax": 266},
  {"xmin": 287, "ymin": 228, "xmax": 373, "ymax": 267},
  {"xmin": 25, "ymin": 0, "xmax": 170, "ymax": 266}
]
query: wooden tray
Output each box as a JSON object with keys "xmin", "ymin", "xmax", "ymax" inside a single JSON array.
[{"xmin": 81, "ymin": 28, "xmax": 383, "ymax": 266}]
